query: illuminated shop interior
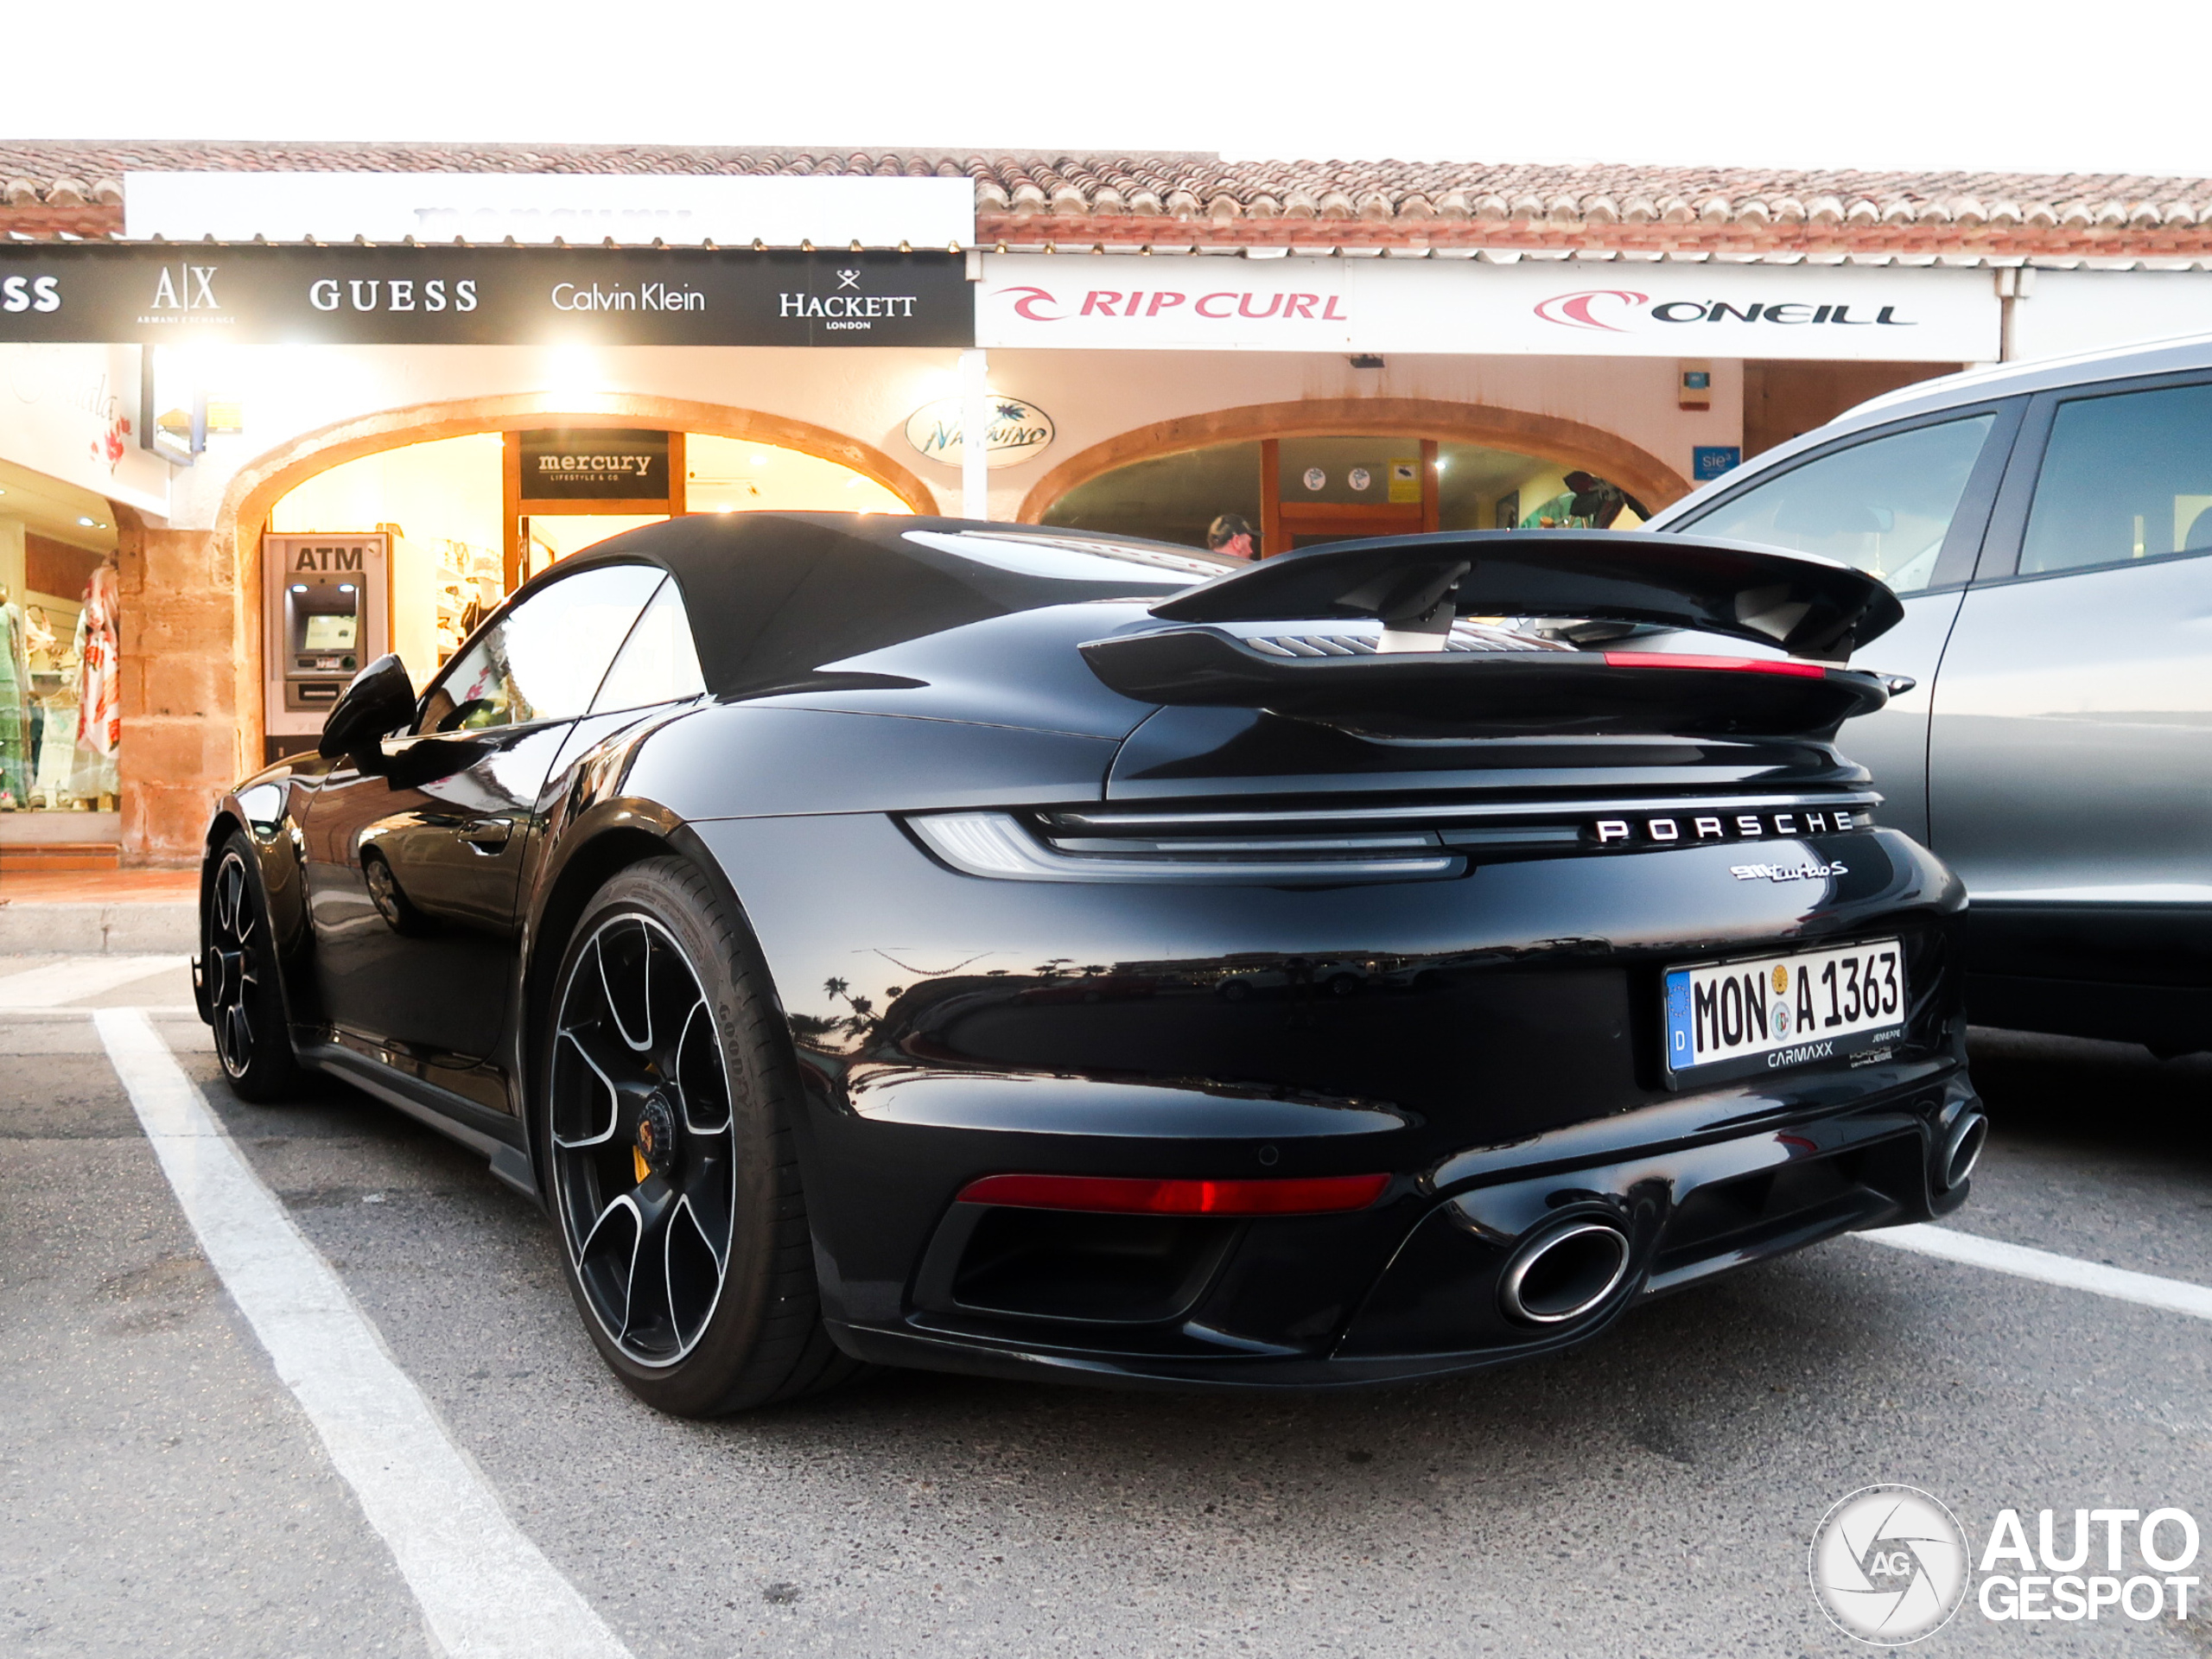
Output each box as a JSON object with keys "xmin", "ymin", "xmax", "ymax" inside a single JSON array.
[
  {"xmin": 267, "ymin": 430, "xmax": 910, "ymax": 684},
  {"xmin": 0, "ymin": 456, "xmax": 121, "ymax": 814},
  {"xmin": 1041, "ymin": 436, "xmax": 1645, "ymax": 550}
]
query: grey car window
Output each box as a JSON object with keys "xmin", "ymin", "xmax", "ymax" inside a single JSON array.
[
  {"xmin": 1687, "ymin": 415, "xmax": 1995, "ymax": 594},
  {"xmin": 2019, "ymin": 383, "xmax": 2212, "ymax": 576},
  {"xmin": 589, "ymin": 577, "xmax": 707, "ymax": 714},
  {"xmin": 418, "ymin": 563, "xmax": 664, "ymax": 734}
]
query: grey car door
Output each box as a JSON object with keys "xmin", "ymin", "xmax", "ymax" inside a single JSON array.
[
  {"xmin": 1927, "ymin": 374, "xmax": 2212, "ymax": 1040},
  {"xmin": 1665, "ymin": 403, "xmax": 2019, "ymax": 843}
]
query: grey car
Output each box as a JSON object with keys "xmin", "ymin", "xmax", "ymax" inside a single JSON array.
[{"xmin": 1645, "ymin": 334, "xmax": 2212, "ymax": 1057}]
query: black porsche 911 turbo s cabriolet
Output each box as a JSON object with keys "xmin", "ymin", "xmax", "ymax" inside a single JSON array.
[{"xmin": 195, "ymin": 512, "xmax": 1980, "ymax": 1415}]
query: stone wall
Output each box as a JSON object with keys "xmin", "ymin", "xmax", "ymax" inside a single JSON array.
[{"xmin": 114, "ymin": 512, "xmax": 245, "ymax": 865}]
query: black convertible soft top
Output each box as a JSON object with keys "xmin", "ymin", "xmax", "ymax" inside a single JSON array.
[
  {"xmin": 546, "ymin": 513, "xmax": 1233, "ymax": 697},
  {"xmin": 535, "ymin": 513, "xmax": 1902, "ymax": 714}
]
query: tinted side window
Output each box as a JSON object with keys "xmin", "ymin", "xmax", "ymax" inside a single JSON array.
[
  {"xmin": 589, "ymin": 579, "xmax": 707, "ymax": 714},
  {"xmin": 2019, "ymin": 384, "xmax": 2212, "ymax": 575},
  {"xmin": 1686, "ymin": 414, "xmax": 1995, "ymax": 594},
  {"xmin": 417, "ymin": 563, "xmax": 664, "ymax": 734}
]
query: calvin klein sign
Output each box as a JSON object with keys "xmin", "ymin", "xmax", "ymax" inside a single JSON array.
[{"xmin": 0, "ymin": 246, "xmax": 969, "ymax": 347}]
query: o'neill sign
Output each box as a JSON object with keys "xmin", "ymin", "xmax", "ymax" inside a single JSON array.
[
  {"xmin": 1534, "ymin": 287, "xmax": 1918, "ymax": 332},
  {"xmin": 978, "ymin": 255, "xmax": 1998, "ymax": 361}
]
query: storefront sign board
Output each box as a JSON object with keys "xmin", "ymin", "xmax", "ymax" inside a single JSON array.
[
  {"xmin": 125, "ymin": 171, "xmax": 976, "ymax": 251},
  {"xmin": 978, "ymin": 255, "xmax": 1999, "ymax": 361},
  {"xmin": 0, "ymin": 343, "xmax": 171, "ymax": 514},
  {"xmin": 2007, "ymin": 270, "xmax": 2212, "ymax": 361},
  {"xmin": 0, "ymin": 248, "xmax": 970, "ymax": 348},
  {"xmin": 518, "ymin": 429, "xmax": 671, "ymax": 500},
  {"xmin": 902, "ymin": 394, "xmax": 1055, "ymax": 469}
]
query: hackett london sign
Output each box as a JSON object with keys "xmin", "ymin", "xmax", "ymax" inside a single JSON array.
[{"xmin": 0, "ymin": 246, "xmax": 970, "ymax": 347}]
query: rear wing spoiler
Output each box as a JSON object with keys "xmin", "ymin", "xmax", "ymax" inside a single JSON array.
[
  {"xmin": 1146, "ymin": 530, "xmax": 1903, "ymax": 660},
  {"xmin": 1079, "ymin": 531, "xmax": 1904, "ymax": 738}
]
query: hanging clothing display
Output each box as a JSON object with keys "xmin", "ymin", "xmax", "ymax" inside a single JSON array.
[
  {"xmin": 0, "ymin": 596, "xmax": 29, "ymax": 805},
  {"xmin": 71, "ymin": 561, "xmax": 121, "ymax": 803},
  {"xmin": 33, "ymin": 696, "xmax": 76, "ymax": 808}
]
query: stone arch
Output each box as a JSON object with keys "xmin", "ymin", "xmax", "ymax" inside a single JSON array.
[
  {"xmin": 219, "ymin": 389, "xmax": 937, "ymax": 546},
  {"xmin": 208, "ymin": 391, "xmax": 938, "ymax": 785},
  {"xmin": 1014, "ymin": 396, "xmax": 1691, "ymax": 525}
]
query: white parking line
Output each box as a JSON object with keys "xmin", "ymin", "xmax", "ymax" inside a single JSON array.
[
  {"xmin": 1862, "ymin": 1223, "xmax": 2212, "ymax": 1322},
  {"xmin": 0, "ymin": 954, "xmax": 187, "ymax": 1008},
  {"xmin": 92, "ymin": 1008, "xmax": 632, "ymax": 1659}
]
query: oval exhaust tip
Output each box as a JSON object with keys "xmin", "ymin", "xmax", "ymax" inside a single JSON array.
[
  {"xmin": 1499, "ymin": 1219, "xmax": 1632, "ymax": 1325},
  {"xmin": 1942, "ymin": 1112, "xmax": 1988, "ymax": 1192}
]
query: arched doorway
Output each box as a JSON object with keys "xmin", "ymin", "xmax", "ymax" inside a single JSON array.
[
  {"xmin": 266, "ymin": 429, "xmax": 912, "ymax": 685},
  {"xmin": 1020, "ymin": 397, "xmax": 1689, "ymax": 552},
  {"xmin": 219, "ymin": 393, "xmax": 936, "ymax": 764}
]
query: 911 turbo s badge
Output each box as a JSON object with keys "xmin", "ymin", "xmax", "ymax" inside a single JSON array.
[{"xmin": 1731, "ymin": 859, "xmax": 1848, "ymax": 882}]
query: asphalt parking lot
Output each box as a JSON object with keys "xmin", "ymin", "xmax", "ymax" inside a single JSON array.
[{"xmin": 3, "ymin": 955, "xmax": 2207, "ymax": 1657}]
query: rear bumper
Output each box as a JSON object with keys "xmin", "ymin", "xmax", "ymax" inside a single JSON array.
[
  {"xmin": 687, "ymin": 810, "xmax": 1972, "ymax": 1389},
  {"xmin": 825, "ymin": 1058, "xmax": 1977, "ymax": 1389}
]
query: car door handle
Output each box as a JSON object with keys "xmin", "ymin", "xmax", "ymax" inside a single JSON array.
[{"xmin": 458, "ymin": 819, "xmax": 513, "ymax": 853}]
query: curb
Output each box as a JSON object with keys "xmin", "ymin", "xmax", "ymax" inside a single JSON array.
[{"xmin": 0, "ymin": 901, "xmax": 197, "ymax": 955}]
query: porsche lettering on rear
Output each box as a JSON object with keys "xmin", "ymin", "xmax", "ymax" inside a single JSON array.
[{"xmin": 1592, "ymin": 807, "xmax": 1863, "ymax": 846}]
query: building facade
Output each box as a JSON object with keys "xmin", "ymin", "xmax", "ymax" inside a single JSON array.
[{"xmin": 5, "ymin": 142, "xmax": 2212, "ymax": 863}]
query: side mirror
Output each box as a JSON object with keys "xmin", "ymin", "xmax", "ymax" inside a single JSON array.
[{"xmin": 319, "ymin": 653, "xmax": 418, "ymax": 760}]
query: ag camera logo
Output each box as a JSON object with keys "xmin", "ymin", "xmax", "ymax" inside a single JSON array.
[{"xmin": 1809, "ymin": 1485, "xmax": 1971, "ymax": 1644}]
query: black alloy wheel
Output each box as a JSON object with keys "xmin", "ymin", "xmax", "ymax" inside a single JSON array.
[
  {"xmin": 202, "ymin": 832, "xmax": 307, "ymax": 1102},
  {"xmin": 543, "ymin": 857, "xmax": 862, "ymax": 1415}
]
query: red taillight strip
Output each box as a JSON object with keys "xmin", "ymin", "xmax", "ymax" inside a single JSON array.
[
  {"xmin": 956, "ymin": 1172, "xmax": 1391, "ymax": 1216},
  {"xmin": 1602, "ymin": 651, "xmax": 1827, "ymax": 679}
]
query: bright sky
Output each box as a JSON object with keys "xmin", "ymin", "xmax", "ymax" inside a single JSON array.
[{"xmin": 10, "ymin": 0, "xmax": 2210, "ymax": 179}]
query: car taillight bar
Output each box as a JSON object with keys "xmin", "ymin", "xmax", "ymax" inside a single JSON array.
[
  {"xmin": 956, "ymin": 1172, "xmax": 1391, "ymax": 1216},
  {"xmin": 1602, "ymin": 651, "xmax": 1828, "ymax": 679}
]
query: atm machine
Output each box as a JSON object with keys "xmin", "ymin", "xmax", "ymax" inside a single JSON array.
[{"xmin": 262, "ymin": 532, "xmax": 391, "ymax": 763}]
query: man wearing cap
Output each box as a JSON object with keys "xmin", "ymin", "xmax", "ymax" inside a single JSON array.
[{"xmin": 1205, "ymin": 513, "xmax": 1260, "ymax": 560}]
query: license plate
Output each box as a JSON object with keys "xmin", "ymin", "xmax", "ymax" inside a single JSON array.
[{"xmin": 1662, "ymin": 938, "xmax": 1906, "ymax": 1084}]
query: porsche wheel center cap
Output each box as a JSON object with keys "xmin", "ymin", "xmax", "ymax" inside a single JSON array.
[{"xmin": 635, "ymin": 1094, "xmax": 678, "ymax": 1179}]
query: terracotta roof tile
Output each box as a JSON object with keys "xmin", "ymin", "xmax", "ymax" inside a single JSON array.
[{"xmin": 2, "ymin": 140, "xmax": 2211, "ymax": 263}]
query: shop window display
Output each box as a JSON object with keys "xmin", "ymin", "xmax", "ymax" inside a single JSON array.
[
  {"xmin": 1043, "ymin": 436, "xmax": 1643, "ymax": 553},
  {"xmin": 0, "ymin": 516, "xmax": 120, "ymax": 815}
]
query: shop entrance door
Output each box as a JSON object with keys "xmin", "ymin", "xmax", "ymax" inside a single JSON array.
[
  {"xmin": 1262, "ymin": 438, "xmax": 1440, "ymax": 552},
  {"xmin": 505, "ymin": 428, "xmax": 683, "ymax": 587}
]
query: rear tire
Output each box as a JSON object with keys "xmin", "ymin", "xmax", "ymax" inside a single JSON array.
[
  {"xmin": 201, "ymin": 831, "xmax": 308, "ymax": 1103},
  {"xmin": 541, "ymin": 856, "xmax": 865, "ymax": 1416}
]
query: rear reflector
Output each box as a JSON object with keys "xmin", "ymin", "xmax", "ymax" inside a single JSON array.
[
  {"xmin": 1603, "ymin": 651, "xmax": 1827, "ymax": 678},
  {"xmin": 956, "ymin": 1172, "xmax": 1391, "ymax": 1216}
]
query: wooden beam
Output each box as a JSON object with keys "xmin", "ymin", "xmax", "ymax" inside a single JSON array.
[
  {"xmin": 1259, "ymin": 437, "xmax": 1281, "ymax": 559},
  {"xmin": 501, "ymin": 431, "xmax": 521, "ymax": 594}
]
